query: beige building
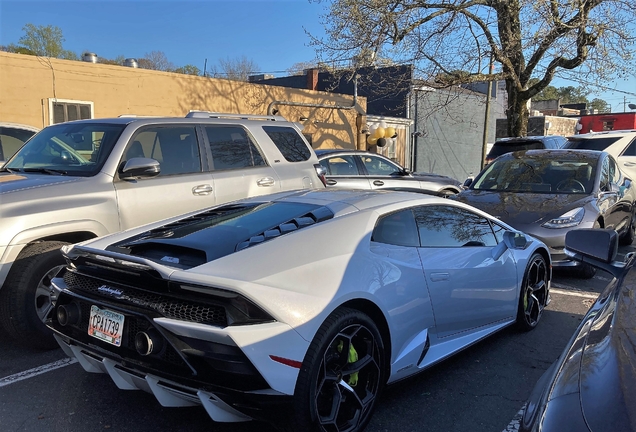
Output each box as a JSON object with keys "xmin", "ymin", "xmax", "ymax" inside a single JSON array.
[{"xmin": 0, "ymin": 51, "xmax": 367, "ymax": 149}]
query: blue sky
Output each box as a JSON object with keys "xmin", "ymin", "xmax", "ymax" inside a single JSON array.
[{"xmin": 1, "ymin": 0, "xmax": 634, "ymax": 113}]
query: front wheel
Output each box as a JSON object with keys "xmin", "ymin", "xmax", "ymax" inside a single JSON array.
[
  {"xmin": 619, "ymin": 211, "xmax": 635, "ymax": 246},
  {"xmin": 0, "ymin": 241, "xmax": 69, "ymax": 350},
  {"xmin": 289, "ymin": 307, "xmax": 386, "ymax": 432},
  {"xmin": 516, "ymin": 253, "xmax": 549, "ymax": 331}
]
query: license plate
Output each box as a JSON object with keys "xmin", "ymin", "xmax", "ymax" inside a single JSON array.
[{"xmin": 88, "ymin": 305, "xmax": 125, "ymax": 347}]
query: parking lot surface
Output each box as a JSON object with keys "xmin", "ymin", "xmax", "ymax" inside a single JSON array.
[{"xmin": 1, "ymin": 245, "xmax": 631, "ymax": 432}]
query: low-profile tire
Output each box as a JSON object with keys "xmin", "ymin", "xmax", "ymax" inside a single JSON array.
[
  {"xmin": 0, "ymin": 241, "xmax": 69, "ymax": 350},
  {"xmin": 576, "ymin": 264, "xmax": 597, "ymax": 279},
  {"xmin": 288, "ymin": 307, "xmax": 386, "ymax": 432},
  {"xmin": 516, "ymin": 253, "xmax": 549, "ymax": 332}
]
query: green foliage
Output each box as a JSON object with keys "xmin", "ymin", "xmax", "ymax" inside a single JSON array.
[
  {"xmin": 529, "ymin": 79, "xmax": 609, "ymax": 111},
  {"xmin": 173, "ymin": 64, "xmax": 201, "ymax": 76},
  {"xmin": 17, "ymin": 23, "xmax": 77, "ymax": 59}
]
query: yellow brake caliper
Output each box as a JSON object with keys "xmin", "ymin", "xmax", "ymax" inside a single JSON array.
[{"xmin": 337, "ymin": 340, "xmax": 359, "ymax": 387}]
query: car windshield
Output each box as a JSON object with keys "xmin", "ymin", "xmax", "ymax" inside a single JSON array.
[
  {"xmin": 472, "ymin": 156, "xmax": 597, "ymax": 194},
  {"xmin": 2, "ymin": 123, "xmax": 126, "ymax": 176},
  {"xmin": 564, "ymin": 137, "xmax": 621, "ymax": 151}
]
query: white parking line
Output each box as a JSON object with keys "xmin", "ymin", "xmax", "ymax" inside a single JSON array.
[
  {"xmin": 0, "ymin": 357, "xmax": 77, "ymax": 388},
  {"xmin": 503, "ymin": 404, "xmax": 526, "ymax": 432},
  {"xmin": 550, "ymin": 287, "xmax": 599, "ymax": 299}
]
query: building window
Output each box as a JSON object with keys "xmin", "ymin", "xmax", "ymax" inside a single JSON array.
[
  {"xmin": 48, "ymin": 99, "xmax": 93, "ymax": 124},
  {"xmin": 602, "ymin": 120, "xmax": 614, "ymax": 131}
]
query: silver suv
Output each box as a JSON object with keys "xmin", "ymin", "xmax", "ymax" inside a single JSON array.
[
  {"xmin": 0, "ymin": 111, "xmax": 324, "ymax": 348},
  {"xmin": 564, "ymin": 130, "xmax": 636, "ymax": 180}
]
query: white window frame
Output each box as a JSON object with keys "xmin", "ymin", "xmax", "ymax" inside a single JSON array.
[{"xmin": 48, "ymin": 98, "xmax": 94, "ymax": 125}]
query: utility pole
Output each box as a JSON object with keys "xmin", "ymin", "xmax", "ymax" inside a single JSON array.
[{"xmin": 481, "ymin": 56, "xmax": 494, "ymax": 170}]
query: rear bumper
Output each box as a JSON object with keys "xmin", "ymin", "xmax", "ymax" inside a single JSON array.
[{"xmin": 51, "ymin": 332, "xmax": 293, "ymax": 423}]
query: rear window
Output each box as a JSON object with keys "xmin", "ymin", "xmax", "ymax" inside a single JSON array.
[
  {"xmin": 487, "ymin": 140, "xmax": 545, "ymax": 159},
  {"xmin": 262, "ymin": 126, "xmax": 311, "ymax": 162},
  {"xmin": 564, "ymin": 137, "xmax": 621, "ymax": 151}
]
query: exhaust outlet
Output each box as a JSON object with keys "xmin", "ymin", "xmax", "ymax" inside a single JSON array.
[
  {"xmin": 135, "ymin": 329, "xmax": 163, "ymax": 356},
  {"xmin": 57, "ymin": 303, "xmax": 80, "ymax": 326}
]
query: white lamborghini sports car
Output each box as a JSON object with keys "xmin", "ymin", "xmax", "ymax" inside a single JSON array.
[{"xmin": 47, "ymin": 189, "xmax": 551, "ymax": 431}]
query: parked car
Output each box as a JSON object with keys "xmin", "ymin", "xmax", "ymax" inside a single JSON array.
[
  {"xmin": 485, "ymin": 136, "xmax": 567, "ymax": 165},
  {"xmin": 0, "ymin": 122, "xmax": 39, "ymax": 164},
  {"xmin": 316, "ymin": 149, "xmax": 463, "ymax": 196},
  {"xmin": 48, "ymin": 189, "xmax": 550, "ymax": 431},
  {"xmin": 454, "ymin": 149, "xmax": 636, "ymax": 278},
  {"xmin": 0, "ymin": 111, "xmax": 324, "ymax": 349},
  {"xmin": 521, "ymin": 228, "xmax": 636, "ymax": 432},
  {"xmin": 564, "ymin": 130, "xmax": 636, "ymax": 181}
]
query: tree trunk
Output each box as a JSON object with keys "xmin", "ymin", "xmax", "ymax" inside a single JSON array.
[{"xmin": 505, "ymin": 80, "xmax": 529, "ymax": 137}]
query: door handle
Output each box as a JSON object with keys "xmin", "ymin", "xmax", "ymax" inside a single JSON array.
[
  {"xmin": 430, "ymin": 272, "xmax": 450, "ymax": 281},
  {"xmin": 625, "ymin": 162, "xmax": 636, "ymax": 166},
  {"xmin": 373, "ymin": 180, "xmax": 384, "ymax": 186},
  {"xmin": 192, "ymin": 184, "xmax": 213, "ymax": 195},
  {"xmin": 326, "ymin": 179, "xmax": 337, "ymax": 185},
  {"xmin": 257, "ymin": 177, "xmax": 276, "ymax": 187}
]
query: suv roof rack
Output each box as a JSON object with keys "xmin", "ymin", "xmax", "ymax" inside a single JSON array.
[{"xmin": 185, "ymin": 110, "xmax": 285, "ymax": 121}]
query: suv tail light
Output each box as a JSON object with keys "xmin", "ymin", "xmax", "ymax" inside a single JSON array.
[{"xmin": 314, "ymin": 163, "xmax": 327, "ymax": 187}]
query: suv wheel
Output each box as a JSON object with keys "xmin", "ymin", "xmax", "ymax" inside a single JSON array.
[{"xmin": 0, "ymin": 241, "xmax": 69, "ymax": 350}]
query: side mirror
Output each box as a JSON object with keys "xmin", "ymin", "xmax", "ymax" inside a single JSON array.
[
  {"xmin": 463, "ymin": 177, "xmax": 473, "ymax": 188},
  {"xmin": 119, "ymin": 157, "xmax": 160, "ymax": 180},
  {"xmin": 565, "ymin": 229, "xmax": 624, "ymax": 277},
  {"xmin": 492, "ymin": 231, "xmax": 529, "ymax": 260}
]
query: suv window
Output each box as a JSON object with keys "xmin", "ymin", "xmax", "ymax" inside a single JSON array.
[
  {"xmin": 621, "ymin": 138, "xmax": 636, "ymax": 156},
  {"xmin": 5, "ymin": 122, "xmax": 125, "ymax": 176},
  {"xmin": 414, "ymin": 205, "xmax": 497, "ymax": 247},
  {"xmin": 205, "ymin": 126, "xmax": 265, "ymax": 170},
  {"xmin": 564, "ymin": 137, "xmax": 622, "ymax": 151},
  {"xmin": 487, "ymin": 140, "xmax": 545, "ymax": 159},
  {"xmin": 127, "ymin": 126, "xmax": 201, "ymax": 176},
  {"xmin": 262, "ymin": 126, "xmax": 311, "ymax": 162},
  {"xmin": 372, "ymin": 209, "xmax": 419, "ymax": 247}
]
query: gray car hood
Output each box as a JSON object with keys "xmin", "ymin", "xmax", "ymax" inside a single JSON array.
[
  {"xmin": 0, "ymin": 172, "xmax": 81, "ymax": 195},
  {"xmin": 411, "ymin": 172, "xmax": 461, "ymax": 186},
  {"xmin": 453, "ymin": 190, "xmax": 592, "ymax": 225}
]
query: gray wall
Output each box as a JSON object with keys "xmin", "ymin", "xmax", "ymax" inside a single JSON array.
[{"xmin": 410, "ymin": 88, "xmax": 487, "ymax": 181}]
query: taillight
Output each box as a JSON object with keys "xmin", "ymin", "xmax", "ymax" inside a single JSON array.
[{"xmin": 314, "ymin": 163, "xmax": 327, "ymax": 187}]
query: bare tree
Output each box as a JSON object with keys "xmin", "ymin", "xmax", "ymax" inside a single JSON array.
[
  {"xmin": 138, "ymin": 50, "xmax": 175, "ymax": 71},
  {"xmin": 213, "ymin": 55, "xmax": 259, "ymax": 81},
  {"xmin": 311, "ymin": 0, "xmax": 636, "ymax": 137}
]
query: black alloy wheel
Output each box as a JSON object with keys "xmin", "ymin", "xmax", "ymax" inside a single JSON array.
[
  {"xmin": 517, "ymin": 253, "xmax": 549, "ymax": 331},
  {"xmin": 291, "ymin": 308, "xmax": 385, "ymax": 432}
]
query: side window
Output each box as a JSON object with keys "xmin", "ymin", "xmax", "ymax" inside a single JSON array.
[
  {"xmin": 126, "ymin": 126, "xmax": 201, "ymax": 176},
  {"xmin": 599, "ymin": 157, "xmax": 611, "ymax": 191},
  {"xmin": 491, "ymin": 223, "xmax": 507, "ymax": 243},
  {"xmin": 0, "ymin": 127, "xmax": 36, "ymax": 161},
  {"xmin": 608, "ymin": 157, "xmax": 620, "ymax": 184},
  {"xmin": 372, "ymin": 209, "xmax": 419, "ymax": 247},
  {"xmin": 320, "ymin": 155, "xmax": 359, "ymax": 176},
  {"xmin": 361, "ymin": 155, "xmax": 402, "ymax": 176},
  {"xmin": 262, "ymin": 126, "xmax": 311, "ymax": 162},
  {"xmin": 414, "ymin": 205, "xmax": 497, "ymax": 248},
  {"xmin": 205, "ymin": 126, "xmax": 265, "ymax": 170},
  {"xmin": 622, "ymin": 138, "xmax": 636, "ymax": 157}
]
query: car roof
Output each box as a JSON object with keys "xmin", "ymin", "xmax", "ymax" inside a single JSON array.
[
  {"xmin": 0, "ymin": 122, "xmax": 40, "ymax": 132},
  {"xmin": 503, "ymin": 148, "xmax": 604, "ymax": 161},
  {"xmin": 494, "ymin": 136, "xmax": 561, "ymax": 143},
  {"xmin": 315, "ymin": 149, "xmax": 389, "ymax": 158},
  {"xmin": 569, "ymin": 129, "xmax": 636, "ymax": 139}
]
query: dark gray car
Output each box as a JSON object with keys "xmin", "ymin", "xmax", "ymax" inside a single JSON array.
[
  {"xmin": 521, "ymin": 228, "xmax": 636, "ymax": 432},
  {"xmin": 486, "ymin": 135, "xmax": 567, "ymax": 165},
  {"xmin": 316, "ymin": 149, "xmax": 462, "ymax": 197},
  {"xmin": 453, "ymin": 149, "xmax": 636, "ymax": 277}
]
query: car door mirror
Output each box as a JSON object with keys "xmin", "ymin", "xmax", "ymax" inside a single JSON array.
[
  {"xmin": 120, "ymin": 157, "xmax": 160, "ymax": 180},
  {"xmin": 492, "ymin": 231, "xmax": 529, "ymax": 260},
  {"xmin": 565, "ymin": 229, "xmax": 625, "ymax": 277},
  {"xmin": 463, "ymin": 177, "xmax": 474, "ymax": 188}
]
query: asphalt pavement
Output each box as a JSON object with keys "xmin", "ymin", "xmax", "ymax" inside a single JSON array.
[{"xmin": 1, "ymin": 244, "xmax": 632, "ymax": 432}]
